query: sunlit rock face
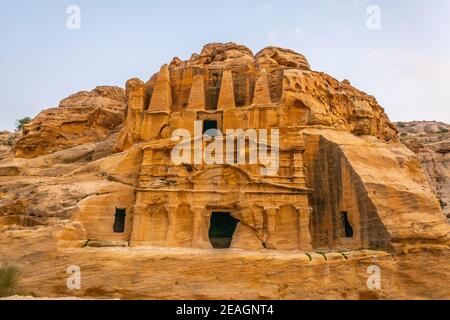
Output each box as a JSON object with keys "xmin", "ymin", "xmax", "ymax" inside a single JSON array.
[
  {"xmin": 14, "ymin": 86, "xmax": 126, "ymax": 159},
  {"xmin": 0, "ymin": 43, "xmax": 449, "ymax": 299},
  {"xmin": 110, "ymin": 42, "xmax": 446, "ymax": 253}
]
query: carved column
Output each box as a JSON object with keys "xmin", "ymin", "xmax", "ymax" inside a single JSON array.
[
  {"xmin": 294, "ymin": 206, "xmax": 313, "ymax": 251},
  {"xmin": 264, "ymin": 206, "xmax": 279, "ymax": 249},
  {"xmin": 129, "ymin": 205, "xmax": 149, "ymax": 247},
  {"xmin": 191, "ymin": 206, "xmax": 212, "ymax": 249},
  {"xmin": 292, "ymin": 151, "xmax": 306, "ymax": 185},
  {"xmin": 164, "ymin": 203, "xmax": 179, "ymax": 246}
]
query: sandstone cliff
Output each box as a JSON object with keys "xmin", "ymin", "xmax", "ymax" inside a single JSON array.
[
  {"xmin": 0, "ymin": 131, "xmax": 18, "ymax": 161},
  {"xmin": 396, "ymin": 121, "xmax": 450, "ymax": 220},
  {"xmin": 14, "ymin": 86, "xmax": 126, "ymax": 159},
  {"xmin": 0, "ymin": 43, "xmax": 448, "ymax": 300},
  {"xmin": 129, "ymin": 42, "xmax": 397, "ymax": 153}
]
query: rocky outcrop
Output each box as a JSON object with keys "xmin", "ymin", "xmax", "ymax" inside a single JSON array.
[
  {"xmin": 0, "ymin": 228, "xmax": 448, "ymax": 299},
  {"xmin": 302, "ymin": 128, "xmax": 449, "ymax": 252},
  {"xmin": 396, "ymin": 121, "xmax": 450, "ymax": 219},
  {"xmin": 177, "ymin": 43, "xmax": 310, "ymax": 71},
  {"xmin": 0, "ymin": 43, "xmax": 449, "ymax": 300},
  {"xmin": 0, "ymin": 136, "xmax": 141, "ymax": 230},
  {"xmin": 14, "ymin": 86, "xmax": 126, "ymax": 159},
  {"xmin": 185, "ymin": 42, "xmax": 255, "ymax": 67},
  {"xmin": 118, "ymin": 42, "xmax": 397, "ymax": 153},
  {"xmin": 256, "ymin": 46, "xmax": 311, "ymax": 71},
  {"xmin": 0, "ymin": 131, "xmax": 19, "ymax": 160},
  {"xmin": 281, "ymin": 71, "xmax": 398, "ymax": 141}
]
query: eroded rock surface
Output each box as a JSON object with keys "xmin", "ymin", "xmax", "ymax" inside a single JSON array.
[
  {"xmin": 396, "ymin": 121, "xmax": 450, "ymax": 219},
  {"xmin": 0, "ymin": 131, "xmax": 19, "ymax": 160},
  {"xmin": 137, "ymin": 43, "xmax": 397, "ymax": 145},
  {"xmin": 14, "ymin": 86, "xmax": 126, "ymax": 159},
  {"xmin": 0, "ymin": 43, "xmax": 448, "ymax": 300}
]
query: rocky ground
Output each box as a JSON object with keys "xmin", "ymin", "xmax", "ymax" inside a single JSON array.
[
  {"xmin": 395, "ymin": 121, "xmax": 450, "ymax": 219},
  {"xmin": 0, "ymin": 223, "xmax": 448, "ymax": 300}
]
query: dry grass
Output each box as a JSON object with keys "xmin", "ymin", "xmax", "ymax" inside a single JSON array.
[{"xmin": 0, "ymin": 262, "xmax": 21, "ymax": 297}]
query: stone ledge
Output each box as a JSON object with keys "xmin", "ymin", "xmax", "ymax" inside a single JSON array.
[{"xmin": 65, "ymin": 246, "xmax": 390, "ymax": 265}]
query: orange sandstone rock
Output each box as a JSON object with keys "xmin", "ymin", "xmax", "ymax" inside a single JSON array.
[
  {"xmin": 14, "ymin": 86, "xmax": 126, "ymax": 159},
  {"xmin": 0, "ymin": 42, "xmax": 449, "ymax": 300}
]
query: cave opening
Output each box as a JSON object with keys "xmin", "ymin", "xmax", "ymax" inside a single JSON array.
[
  {"xmin": 113, "ymin": 208, "xmax": 126, "ymax": 233},
  {"xmin": 341, "ymin": 212, "xmax": 354, "ymax": 238},
  {"xmin": 208, "ymin": 212, "xmax": 239, "ymax": 249}
]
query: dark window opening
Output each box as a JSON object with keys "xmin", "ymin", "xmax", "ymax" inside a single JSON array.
[
  {"xmin": 212, "ymin": 73, "xmax": 220, "ymax": 87},
  {"xmin": 207, "ymin": 72, "xmax": 221, "ymax": 110},
  {"xmin": 341, "ymin": 212, "xmax": 353, "ymax": 238},
  {"xmin": 209, "ymin": 212, "xmax": 239, "ymax": 249},
  {"xmin": 203, "ymin": 120, "xmax": 218, "ymax": 136},
  {"xmin": 113, "ymin": 208, "xmax": 126, "ymax": 233}
]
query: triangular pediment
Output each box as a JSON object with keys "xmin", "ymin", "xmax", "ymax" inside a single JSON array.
[
  {"xmin": 190, "ymin": 165, "xmax": 310, "ymax": 194},
  {"xmin": 191, "ymin": 166, "xmax": 252, "ymax": 190}
]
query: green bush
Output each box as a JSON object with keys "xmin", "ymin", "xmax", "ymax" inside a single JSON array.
[
  {"xmin": 0, "ymin": 262, "xmax": 20, "ymax": 297},
  {"xmin": 15, "ymin": 117, "xmax": 32, "ymax": 132},
  {"xmin": 439, "ymin": 200, "xmax": 447, "ymax": 209}
]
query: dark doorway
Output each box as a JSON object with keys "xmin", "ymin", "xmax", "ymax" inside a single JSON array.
[
  {"xmin": 203, "ymin": 120, "xmax": 218, "ymax": 136},
  {"xmin": 340, "ymin": 212, "xmax": 353, "ymax": 238},
  {"xmin": 209, "ymin": 212, "xmax": 239, "ymax": 249},
  {"xmin": 113, "ymin": 208, "xmax": 126, "ymax": 233}
]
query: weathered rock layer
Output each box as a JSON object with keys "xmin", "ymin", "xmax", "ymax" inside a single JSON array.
[
  {"xmin": 14, "ymin": 86, "xmax": 126, "ymax": 159},
  {"xmin": 396, "ymin": 121, "xmax": 450, "ymax": 219},
  {"xmin": 0, "ymin": 43, "xmax": 448, "ymax": 299}
]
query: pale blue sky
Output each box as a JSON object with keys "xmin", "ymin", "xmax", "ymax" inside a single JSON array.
[{"xmin": 1, "ymin": 0, "xmax": 449, "ymax": 130}]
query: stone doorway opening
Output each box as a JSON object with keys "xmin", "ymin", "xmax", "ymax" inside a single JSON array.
[
  {"xmin": 340, "ymin": 212, "xmax": 354, "ymax": 238},
  {"xmin": 113, "ymin": 208, "xmax": 126, "ymax": 233},
  {"xmin": 209, "ymin": 212, "xmax": 239, "ymax": 249}
]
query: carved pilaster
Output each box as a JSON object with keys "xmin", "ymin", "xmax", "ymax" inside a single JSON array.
[
  {"xmin": 292, "ymin": 151, "xmax": 306, "ymax": 184},
  {"xmin": 263, "ymin": 206, "xmax": 279, "ymax": 249},
  {"xmin": 293, "ymin": 206, "xmax": 313, "ymax": 251},
  {"xmin": 164, "ymin": 203, "xmax": 179, "ymax": 245},
  {"xmin": 129, "ymin": 205, "xmax": 149, "ymax": 247},
  {"xmin": 191, "ymin": 206, "xmax": 212, "ymax": 248}
]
